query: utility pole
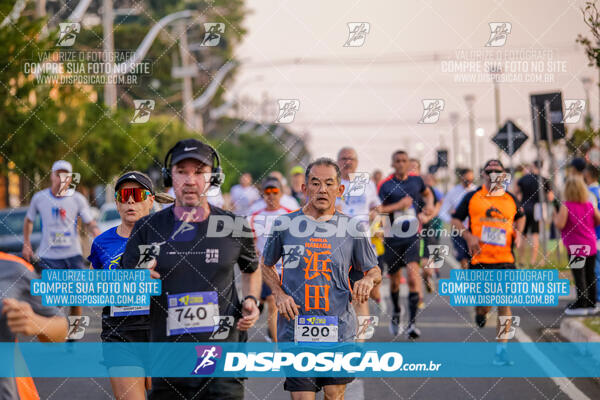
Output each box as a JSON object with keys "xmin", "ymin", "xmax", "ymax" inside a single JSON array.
[
  {"xmin": 35, "ymin": 0, "xmax": 46, "ymax": 18},
  {"xmin": 533, "ymin": 105, "xmax": 547, "ymax": 256},
  {"xmin": 582, "ymin": 76, "xmax": 593, "ymax": 130},
  {"xmin": 177, "ymin": 21, "xmax": 197, "ymax": 132},
  {"xmin": 103, "ymin": 0, "xmax": 117, "ymax": 109},
  {"xmin": 464, "ymin": 94, "xmax": 476, "ymax": 172},
  {"xmin": 490, "ymin": 65, "xmax": 502, "ymax": 158},
  {"xmin": 450, "ymin": 112, "xmax": 459, "ymax": 172}
]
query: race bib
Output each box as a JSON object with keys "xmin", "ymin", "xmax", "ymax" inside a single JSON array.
[
  {"xmin": 481, "ymin": 226, "xmax": 507, "ymax": 246},
  {"xmin": 110, "ymin": 305, "xmax": 149, "ymax": 317},
  {"xmin": 49, "ymin": 230, "xmax": 72, "ymax": 247},
  {"xmin": 167, "ymin": 291, "xmax": 219, "ymax": 336},
  {"xmin": 294, "ymin": 315, "xmax": 338, "ymax": 343}
]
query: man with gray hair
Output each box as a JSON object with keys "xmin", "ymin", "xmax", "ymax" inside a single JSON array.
[
  {"xmin": 263, "ymin": 157, "xmax": 381, "ymax": 398},
  {"xmin": 336, "ymin": 147, "xmax": 384, "ymax": 322}
]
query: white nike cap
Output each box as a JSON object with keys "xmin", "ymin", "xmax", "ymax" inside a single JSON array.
[{"xmin": 51, "ymin": 160, "xmax": 73, "ymax": 173}]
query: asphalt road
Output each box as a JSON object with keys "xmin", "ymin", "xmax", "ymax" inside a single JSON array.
[{"xmin": 34, "ymin": 259, "xmax": 600, "ymax": 400}]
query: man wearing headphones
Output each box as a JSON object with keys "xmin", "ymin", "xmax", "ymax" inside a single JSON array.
[{"xmin": 119, "ymin": 139, "xmax": 261, "ymax": 399}]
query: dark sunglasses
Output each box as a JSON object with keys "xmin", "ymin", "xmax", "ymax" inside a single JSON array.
[
  {"xmin": 115, "ymin": 188, "xmax": 151, "ymax": 203},
  {"xmin": 484, "ymin": 169, "xmax": 504, "ymax": 175},
  {"xmin": 264, "ymin": 187, "xmax": 280, "ymax": 195}
]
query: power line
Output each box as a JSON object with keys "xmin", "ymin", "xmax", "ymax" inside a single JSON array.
[{"xmin": 240, "ymin": 44, "xmax": 582, "ymax": 68}]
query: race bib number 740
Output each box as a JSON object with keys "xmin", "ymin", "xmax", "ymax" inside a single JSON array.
[{"xmin": 167, "ymin": 291, "xmax": 219, "ymax": 336}]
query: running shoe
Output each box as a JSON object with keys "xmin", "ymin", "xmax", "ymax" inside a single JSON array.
[
  {"xmin": 584, "ymin": 305, "xmax": 600, "ymax": 315},
  {"xmin": 406, "ymin": 323, "xmax": 421, "ymax": 339},
  {"xmin": 565, "ymin": 304, "xmax": 588, "ymax": 316},
  {"xmin": 492, "ymin": 348, "xmax": 514, "ymax": 366},
  {"xmin": 389, "ymin": 312, "xmax": 401, "ymax": 336},
  {"xmin": 475, "ymin": 313, "xmax": 487, "ymax": 328}
]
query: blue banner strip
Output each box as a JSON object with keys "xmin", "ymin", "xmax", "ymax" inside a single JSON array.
[{"xmin": 1, "ymin": 342, "xmax": 598, "ymax": 378}]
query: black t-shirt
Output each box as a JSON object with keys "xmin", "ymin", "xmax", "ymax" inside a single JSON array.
[
  {"xmin": 378, "ymin": 175, "xmax": 427, "ymax": 245},
  {"xmin": 517, "ymin": 174, "xmax": 551, "ymax": 212},
  {"xmin": 120, "ymin": 205, "xmax": 258, "ymax": 343}
]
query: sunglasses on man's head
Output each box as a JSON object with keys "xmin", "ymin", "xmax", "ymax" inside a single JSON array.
[
  {"xmin": 264, "ymin": 187, "xmax": 280, "ymax": 195},
  {"xmin": 115, "ymin": 188, "xmax": 151, "ymax": 203}
]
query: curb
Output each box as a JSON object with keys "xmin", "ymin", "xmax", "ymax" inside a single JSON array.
[
  {"xmin": 560, "ymin": 317, "xmax": 600, "ymax": 342},
  {"xmin": 559, "ymin": 317, "xmax": 600, "ymax": 366}
]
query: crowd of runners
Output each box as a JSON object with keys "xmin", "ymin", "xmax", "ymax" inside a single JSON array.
[{"xmin": 2, "ymin": 139, "xmax": 600, "ymax": 399}]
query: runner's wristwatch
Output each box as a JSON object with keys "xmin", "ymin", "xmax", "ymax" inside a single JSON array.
[{"xmin": 243, "ymin": 295, "xmax": 260, "ymax": 308}]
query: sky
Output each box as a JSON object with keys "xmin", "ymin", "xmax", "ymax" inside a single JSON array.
[{"xmin": 229, "ymin": 0, "xmax": 597, "ymax": 176}]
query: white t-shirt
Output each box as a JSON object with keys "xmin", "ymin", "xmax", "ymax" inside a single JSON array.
[
  {"xmin": 248, "ymin": 206, "xmax": 292, "ymax": 273},
  {"xmin": 230, "ymin": 184, "xmax": 261, "ymax": 216},
  {"xmin": 26, "ymin": 189, "xmax": 94, "ymax": 259},
  {"xmin": 247, "ymin": 195, "xmax": 299, "ymax": 215},
  {"xmin": 438, "ymin": 183, "xmax": 476, "ymax": 223},
  {"xmin": 336, "ymin": 178, "xmax": 381, "ymax": 222}
]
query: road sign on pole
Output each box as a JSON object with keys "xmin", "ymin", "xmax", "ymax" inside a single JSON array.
[
  {"xmin": 530, "ymin": 92, "xmax": 565, "ymax": 142},
  {"xmin": 492, "ymin": 120, "xmax": 528, "ymax": 158},
  {"xmin": 532, "ymin": 106, "xmax": 547, "ymax": 256}
]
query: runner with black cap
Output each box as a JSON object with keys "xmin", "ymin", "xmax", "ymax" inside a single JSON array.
[
  {"xmin": 248, "ymin": 177, "xmax": 292, "ymax": 341},
  {"xmin": 88, "ymin": 171, "xmax": 170, "ymax": 399},
  {"xmin": 451, "ymin": 159, "xmax": 525, "ymax": 366},
  {"xmin": 119, "ymin": 139, "xmax": 261, "ymax": 399}
]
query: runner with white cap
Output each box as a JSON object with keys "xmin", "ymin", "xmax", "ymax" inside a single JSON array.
[{"xmin": 23, "ymin": 160, "xmax": 100, "ymax": 320}]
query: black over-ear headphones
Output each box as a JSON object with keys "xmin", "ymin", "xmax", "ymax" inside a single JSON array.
[{"xmin": 161, "ymin": 141, "xmax": 223, "ymax": 188}]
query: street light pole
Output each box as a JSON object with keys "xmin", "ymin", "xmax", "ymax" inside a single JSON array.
[
  {"xmin": 464, "ymin": 94, "xmax": 476, "ymax": 172},
  {"xmin": 476, "ymin": 128, "xmax": 485, "ymax": 169},
  {"xmin": 177, "ymin": 21, "xmax": 198, "ymax": 132},
  {"xmin": 582, "ymin": 76, "xmax": 593, "ymax": 130},
  {"xmin": 103, "ymin": 0, "xmax": 117, "ymax": 109},
  {"xmin": 35, "ymin": 0, "xmax": 46, "ymax": 18},
  {"xmin": 450, "ymin": 112, "xmax": 459, "ymax": 172},
  {"xmin": 489, "ymin": 64, "xmax": 502, "ymax": 158}
]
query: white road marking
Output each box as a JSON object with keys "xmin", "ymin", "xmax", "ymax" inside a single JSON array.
[{"xmin": 515, "ymin": 329, "xmax": 591, "ymax": 400}]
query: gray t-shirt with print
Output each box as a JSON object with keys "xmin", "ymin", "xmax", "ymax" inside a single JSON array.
[
  {"xmin": 26, "ymin": 189, "xmax": 93, "ymax": 259},
  {"xmin": 262, "ymin": 209, "xmax": 377, "ymax": 343}
]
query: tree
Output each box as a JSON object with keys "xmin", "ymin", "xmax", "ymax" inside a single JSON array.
[
  {"xmin": 577, "ymin": 1, "xmax": 600, "ymax": 70},
  {"xmin": 566, "ymin": 127, "xmax": 595, "ymax": 157},
  {"xmin": 0, "ymin": 0, "xmax": 90, "ymax": 180},
  {"xmin": 218, "ymin": 132, "xmax": 289, "ymax": 192},
  {"xmin": 574, "ymin": 1, "xmax": 600, "ymax": 154}
]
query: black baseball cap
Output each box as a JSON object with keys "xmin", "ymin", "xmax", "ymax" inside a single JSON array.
[
  {"xmin": 483, "ymin": 159, "xmax": 504, "ymax": 171},
  {"xmin": 170, "ymin": 139, "xmax": 214, "ymax": 167},
  {"xmin": 262, "ymin": 177, "xmax": 282, "ymax": 190},
  {"xmin": 115, "ymin": 171, "xmax": 154, "ymax": 194},
  {"xmin": 570, "ymin": 157, "xmax": 586, "ymax": 172}
]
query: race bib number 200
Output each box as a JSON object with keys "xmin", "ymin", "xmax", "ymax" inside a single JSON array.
[
  {"xmin": 294, "ymin": 315, "xmax": 338, "ymax": 343},
  {"xmin": 167, "ymin": 291, "xmax": 219, "ymax": 336}
]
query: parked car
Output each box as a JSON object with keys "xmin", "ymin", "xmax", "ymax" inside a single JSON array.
[
  {"xmin": 0, "ymin": 207, "xmax": 42, "ymax": 256},
  {"xmin": 97, "ymin": 203, "xmax": 121, "ymax": 233}
]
